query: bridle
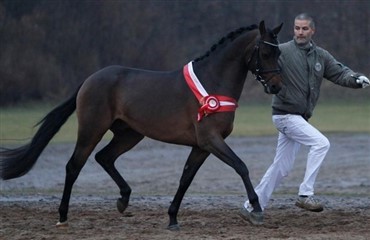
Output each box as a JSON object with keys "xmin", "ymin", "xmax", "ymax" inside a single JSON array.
[{"xmin": 247, "ymin": 39, "xmax": 281, "ymax": 88}]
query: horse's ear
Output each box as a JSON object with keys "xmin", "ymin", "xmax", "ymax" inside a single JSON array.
[
  {"xmin": 272, "ymin": 22, "xmax": 283, "ymax": 35},
  {"xmin": 259, "ymin": 20, "xmax": 266, "ymax": 35}
]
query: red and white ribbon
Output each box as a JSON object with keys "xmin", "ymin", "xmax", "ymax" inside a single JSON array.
[{"xmin": 183, "ymin": 61, "xmax": 238, "ymax": 121}]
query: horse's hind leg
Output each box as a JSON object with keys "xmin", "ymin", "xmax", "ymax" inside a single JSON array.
[
  {"xmin": 57, "ymin": 131, "xmax": 105, "ymax": 227},
  {"xmin": 167, "ymin": 146, "xmax": 210, "ymax": 230},
  {"xmin": 95, "ymin": 127, "xmax": 144, "ymax": 214}
]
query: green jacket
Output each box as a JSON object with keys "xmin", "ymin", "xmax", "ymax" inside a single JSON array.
[{"xmin": 272, "ymin": 39, "xmax": 360, "ymax": 119}]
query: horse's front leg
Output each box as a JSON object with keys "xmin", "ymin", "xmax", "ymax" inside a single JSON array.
[
  {"xmin": 202, "ymin": 135, "xmax": 263, "ymax": 224},
  {"xmin": 167, "ymin": 147, "xmax": 210, "ymax": 231}
]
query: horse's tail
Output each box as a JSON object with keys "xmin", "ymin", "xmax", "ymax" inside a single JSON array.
[{"xmin": 0, "ymin": 85, "xmax": 82, "ymax": 180}]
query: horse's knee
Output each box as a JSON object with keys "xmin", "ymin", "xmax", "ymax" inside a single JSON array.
[
  {"xmin": 233, "ymin": 161, "xmax": 249, "ymax": 176},
  {"xmin": 95, "ymin": 151, "xmax": 108, "ymax": 166}
]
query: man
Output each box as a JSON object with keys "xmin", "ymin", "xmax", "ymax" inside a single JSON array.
[{"xmin": 240, "ymin": 13, "xmax": 369, "ymax": 224}]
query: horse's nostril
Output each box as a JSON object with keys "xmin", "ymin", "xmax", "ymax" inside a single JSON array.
[{"xmin": 269, "ymin": 85, "xmax": 281, "ymax": 94}]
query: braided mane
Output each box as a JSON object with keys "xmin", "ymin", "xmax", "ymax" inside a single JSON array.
[{"xmin": 194, "ymin": 24, "xmax": 258, "ymax": 62}]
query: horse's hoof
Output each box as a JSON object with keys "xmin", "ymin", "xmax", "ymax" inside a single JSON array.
[
  {"xmin": 239, "ymin": 208, "xmax": 264, "ymax": 225},
  {"xmin": 56, "ymin": 221, "xmax": 69, "ymax": 228},
  {"xmin": 167, "ymin": 224, "xmax": 180, "ymax": 231},
  {"xmin": 117, "ymin": 198, "xmax": 129, "ymax": 213}
]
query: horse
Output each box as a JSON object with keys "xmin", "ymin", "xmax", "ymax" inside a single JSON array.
[{"xmin": 0, "ymin": 21, "xmax": 283, "ymax": 230}]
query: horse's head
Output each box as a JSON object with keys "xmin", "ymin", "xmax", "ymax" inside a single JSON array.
[{"xmin": 248, "ymin": 21, "xmax": 283, "ymax": 94}]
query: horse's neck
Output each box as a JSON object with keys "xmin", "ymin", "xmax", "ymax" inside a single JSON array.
[{"xmin": 193, "ymin": 31, "xmax": 258, "ymax": 100}]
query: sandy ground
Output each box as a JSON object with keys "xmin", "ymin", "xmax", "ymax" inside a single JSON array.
[{"xmin": 1, "ymin": 134, "xmax": 369, "ymax": 239}]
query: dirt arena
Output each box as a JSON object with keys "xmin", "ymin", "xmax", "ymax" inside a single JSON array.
[{"xmin": 1, "ymin": 134, "xmax": 369, "ymax": 239}]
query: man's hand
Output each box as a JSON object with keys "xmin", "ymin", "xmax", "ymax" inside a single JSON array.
[{"xmin": 352, "ymin": 75, "xmax": 370, "ymax": 88}]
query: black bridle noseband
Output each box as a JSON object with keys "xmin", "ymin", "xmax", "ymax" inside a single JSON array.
[{"xmin": 247, "ymin": 39, "xmax": 281, "ymax": 88}]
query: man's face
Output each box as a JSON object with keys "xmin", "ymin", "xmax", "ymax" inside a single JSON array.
[{"xmin": 294, "ymin": 19, "xmax": 315, "ymax": 45}]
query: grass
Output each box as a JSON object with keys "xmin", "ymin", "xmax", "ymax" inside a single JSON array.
[
  {"xmin": 0, "ymin": 101, "xmax": 369, "ymax": 145},
  {"xmin": 0, "ymin": 103, "xmax": 78, "ymax": 145},
  {"xmin": 233, "ymin": 101, "xmax": 370, "ymax": 136}
]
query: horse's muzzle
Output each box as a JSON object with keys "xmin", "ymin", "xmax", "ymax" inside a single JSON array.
[{"xmin": 264, "ymin": 84, "xmax": 281, "ymax": 94}]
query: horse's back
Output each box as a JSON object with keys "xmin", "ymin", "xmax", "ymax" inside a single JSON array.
[
  {"xmin": 75, "ymin": 65, "xmax": 197, "ymax": 143},
  {"xmin": 78, "ymin": 65, "xmax": 190, "ymax": 109}
]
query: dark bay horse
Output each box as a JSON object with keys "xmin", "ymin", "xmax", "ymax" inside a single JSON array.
[{"xmin": 0, "ymin": 21, "xmax": 283, "ymax": 229}]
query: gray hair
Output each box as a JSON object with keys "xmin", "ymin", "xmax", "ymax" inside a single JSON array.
[{"xmin": 295, "ymin": 13, "xmax": 315, "ymax": 29}]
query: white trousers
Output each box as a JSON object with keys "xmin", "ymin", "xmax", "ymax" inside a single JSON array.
[{"xmin": 245, "ymin": 114, "xmax": 330, "ymax": 211}]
